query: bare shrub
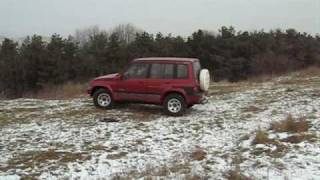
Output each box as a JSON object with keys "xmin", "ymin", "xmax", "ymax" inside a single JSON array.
[
  {"xmin": 271, "ymin": 114, "xmax": 309, "ymax": 133},
  {"xmin": 252, "ymin": 130, "xmax": 271, "ymax": 145}
]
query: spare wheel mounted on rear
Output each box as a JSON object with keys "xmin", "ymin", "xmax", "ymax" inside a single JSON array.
[{"xmin": 199, "ymin": 69, "xmax": 210, "ymax": 91}]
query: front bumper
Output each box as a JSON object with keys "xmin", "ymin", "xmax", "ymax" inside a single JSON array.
[{"xmin": 87, "ymin": 87, "xmax": 92, "ymax": 96}]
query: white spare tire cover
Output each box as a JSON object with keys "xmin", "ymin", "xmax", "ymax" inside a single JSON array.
[{"xmin": 199, "ymin": 69, "xmax": 210, "ymax": 91}]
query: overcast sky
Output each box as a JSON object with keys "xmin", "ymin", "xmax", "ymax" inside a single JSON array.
[{"xmin": 0, "ymin": 0, "xmax": 319, "ymax": 37}]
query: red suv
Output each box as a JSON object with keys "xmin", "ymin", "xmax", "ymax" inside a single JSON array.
[{"xmin": 87, "ymin": 57, "xmax": 210, "ymax": 116}]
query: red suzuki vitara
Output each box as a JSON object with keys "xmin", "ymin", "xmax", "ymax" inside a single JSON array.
[{"xmin": 87, "ymin": 57, "xmax": 210, "ymax": 116}]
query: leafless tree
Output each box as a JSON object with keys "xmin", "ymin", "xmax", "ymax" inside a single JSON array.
[
  {"xmin": 74, "ymin": 25, "xmax": 107, "ymax": 46},
  {"xmin": 111, "ymin": 23, "xmax": 142, "ymax": 44}
]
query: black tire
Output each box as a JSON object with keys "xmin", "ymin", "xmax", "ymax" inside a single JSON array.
[
  {"xmin": 163, "ymin": 93, "xmax": 186, "ymax": 116},
  {"xmin": 93, "ymin": 89, "xmax": 114, "ymax": 109}
]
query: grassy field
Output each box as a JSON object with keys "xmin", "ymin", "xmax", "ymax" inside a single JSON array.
[{"xmin": 0, "ymin": 70, "xmax": 320, "ymax": 179}]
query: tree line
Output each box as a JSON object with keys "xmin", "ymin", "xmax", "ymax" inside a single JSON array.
[{"xmin": 0, "ymin": 24, "xmax": 320, "ymax": 98}]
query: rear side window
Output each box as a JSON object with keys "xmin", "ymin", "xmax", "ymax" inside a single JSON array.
[
  {"xmin": 124, "ymin": 63, "xmax": 149, "ymax": 79},
  {"xmin": 150, "ymin": 63, "xmax": 175, "ymax": 79},
  {"xmin": 176, "ymin": 64, "xmax": 188, "ymax": 79},
  {"xmin": 150, "ymin": 64, "xmax": 163, "ymax": 78},
  {"xmin": 193, "ymin": 61, "xmax": 201, "ymax": 81},
  {"xmin": 163, "ymin": 64, "xmax": 175, "ymax": 79}
]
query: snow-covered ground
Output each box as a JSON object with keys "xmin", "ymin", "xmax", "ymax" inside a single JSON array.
[{"xmin": 0, "ymin": 74, "xmax": 319, "ymax": 179}]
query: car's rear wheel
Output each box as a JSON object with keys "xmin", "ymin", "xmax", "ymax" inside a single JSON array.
[
  {"xmin": 93, "ymin": 89, "xmax": 114, "ymax": 109},
  {"xmin": 163, "ymin": 94, "xmax": 186, "ymax": 116}
]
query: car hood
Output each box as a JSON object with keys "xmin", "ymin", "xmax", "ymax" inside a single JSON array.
[{"xmin": 94, "ymin": 73, "xmax": 119, "ymax": 81}]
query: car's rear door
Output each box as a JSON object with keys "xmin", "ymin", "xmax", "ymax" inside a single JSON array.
[{"xmin": 143, "ymin": 63, "xmax": 175, "ymax": 104}]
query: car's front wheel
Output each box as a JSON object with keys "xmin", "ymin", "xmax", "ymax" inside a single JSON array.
[
  {"xmin": 163, "ymin": 94, "xmax": 186, "ymax": 116},
  {"xmin": 93, "ymin": 89, "xmax": 114, "ymax": 109}
]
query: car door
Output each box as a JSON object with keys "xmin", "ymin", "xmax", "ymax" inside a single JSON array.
[
  {"xmin": 144, "ymin": 63, "xmax": 175, "ymax": 104},
  {"xmin": 115, "ymin": 63, "xmax": 149, "ymax": 101}
]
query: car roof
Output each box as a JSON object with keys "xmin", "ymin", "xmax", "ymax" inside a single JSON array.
[{"xmin": 133, "ymin": 57, "xmax": 199, "ymax": 63}]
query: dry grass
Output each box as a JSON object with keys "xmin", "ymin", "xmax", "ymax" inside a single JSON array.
[
  {"xmin": 252, "ymin": 130, "xmax": 271, "ymax": 145},
  {"xmin": 107, "ymin": 152, "xmax": 128, "ymax": 160},
  {"xmin": 190, "ymin": 148, "xmax": 207, "ymax": 161},
  {"xmin": 250, "ymin": 114, "xmax": 314, "ymax": 158},
  {"xmin": 209, "ymin": 82, "xmax": 254, "ymax": 96},
  {"xmin": 251, "ymin": 129, "xmax": 289, "ymax": 158},
  {"xmin": 1, "ymin": 149, "xmax": 90, "ymax": 172},
  {"xmin": 224, "ymin": 170, "xmax": 252, "ymax": 180},
  {"xmin": 295, "ymin": 66, "xmax": 320, "ymax": 77},
  {"xmin": 112, "ymin": 165, "xmax": 169, "ymax": 179},
  {"xmin": 89, "ymin": 144, "xmax": 106, "ymax": 151},
  {"xmin": 247, "ymin": 65, "xmax": 320, "ymax": 84},
  {"xmin": 270, "ymin": 114, "xmax": 309, "ymax": 133},
  {"xmin": 112, "ymin": 162, "xmax": 195, "ymax": 179},
  {"xmin": 247, "ymin": 74, "xmax": 274, "ymax": 83},
  {"xmin": 24, "ymin": 81, "xmax": 87, "ymax": 99},
  {"xmin": 242, "ymin": 105, "xmax": 261, "ymax": 113},
  {"xmin": 282, "ymin": 133, "xmax": 317, "ymax": 144}
]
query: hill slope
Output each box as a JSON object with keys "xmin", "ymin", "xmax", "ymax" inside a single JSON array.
[{"xmin": 0, "ymin": 72, "xmax": 319, "ymax": 179}]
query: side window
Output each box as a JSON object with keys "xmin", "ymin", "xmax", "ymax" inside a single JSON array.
[
  {"xmin": 150, "ymin": 63, "xmax": 175, "ymax": 79},
  {"xmin": 176, "ymin": 64, "xmax": 188, "ymax": 79},
  {"xmin": 150, "ymin": 64, "xmax": 164, "ymax": 78},
  {"xmin": 163, "ymin": 64, "xmax": 175, "ymax": 79},
  {"xmin": 193, "ymin": 61, "xmax": 201, "ymax": 81},
  {"xmin": 124, "ymin": 63, "xmax": 149, "ymax": 79}
]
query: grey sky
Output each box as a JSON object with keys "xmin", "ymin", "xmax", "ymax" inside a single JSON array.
[{"xmin": 0, "ymin": 0, "xmax": 319, "ymax": 37}]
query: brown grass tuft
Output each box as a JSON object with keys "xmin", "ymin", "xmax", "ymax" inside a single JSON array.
[
  {"xmin": 107, "ymin": 152, "xmax": 128, "ymax": 160},
  {"xmin": 190, "ymin": 148, "xmax": 207, "ymax": 161},
  {"xmin": 225, "ymin": 170, "xmax": 252, "ymax": 180},
  {"xmin": 252, "ymin": 130, "xmax": 271, "ymax": 145},
  {"xmin": 242, "ymin": 105, "xmax": 261, "ymax": 113},
  {"xmin": 282, "ymin": 133, "xmax": 317, "ymax": 144},
  {"xmin": 271, "ymin": 114, "xmax": 309, "ymax": 133},
  {"xmin": 32, "ymin": 149, "xmax": 60, "ymax": 162}
]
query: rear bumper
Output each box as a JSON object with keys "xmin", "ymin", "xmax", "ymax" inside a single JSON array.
[
  {"xmin": 187, "ymin": 89, "xmax": 210, "ymax": 105},
  {"xmin": 199, "ymin": 96, "xmax": 209, "ymax": 104},
  {"xmin": 188, "ymin": 92, "xmax": 205, "ymax": 105}
]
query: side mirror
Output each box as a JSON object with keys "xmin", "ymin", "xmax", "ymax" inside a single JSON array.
[
  {"xmin": 122, "ymin": 74, "xmax": 129, "ymax": 80},
  {"xmin": 119, "ymin": 73, "xmax": 128, "ymax": 80},
  {"xmin": 117, "ymin": 74, "xmax": 123, "ymax": 80}
]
